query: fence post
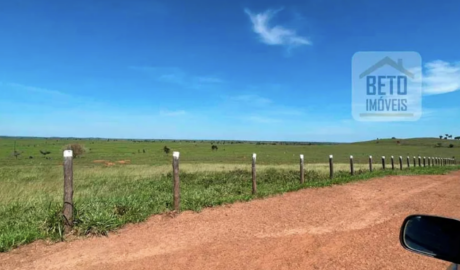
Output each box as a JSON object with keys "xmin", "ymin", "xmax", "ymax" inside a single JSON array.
[
  {"xmin": 369, "ymin": 155, "xmax": 373, "ymax": 172},
  {"xmin": 427, "ymin": 157, "xmax": 430, "ymax": 167},
  {"xmin": 418, "ymin": 156, "xmax": 421, "ymax": 167},
  {"xmin": 391, "ymin": 156, "xmax": 395, "ymax": 170},
  {"xmin": 399, "ymin": 156, "xmax": 403, "ymax": 170},
  {"xmin": 423, "ymin": 157, "xmax": 426, "ymax": 167},
  {"xmin": 413, "ymin": 156, "xmax": 416, "ymax": 167},
  {"xmin": 329, "ymin": 155, "xmax": 334, "ymax": 179},
  {"xmin": 350, "ymin": 155, "xmax": 354, "ymax": 175},
  {"xmin": 63, "ymin": 150, "xmax": 74, "ymax": 234},
  {"xmin": 407, "ymin": 156, "xmax": 410, "ymax": 168},
  {"xmin": 252, "ymin": 153, "xmax": 257, "ymax": 195},
  {"xmin": 300, "ymin": 154, "xmax": 305, "ymax": 184},
  {"xmin": 382, "ymin": 156, "xmax": 386, "ymax": 170},
  {"xmin": 172, "ymin": 151, "xmax": 180, "ymax": 211}
]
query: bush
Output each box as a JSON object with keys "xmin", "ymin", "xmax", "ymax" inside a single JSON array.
[
  {"xmin": 64, "ymin": 143, "xmax": 86, "ymax": 158},
  {"xmin": 449, "ymin": 144, "xmax": 454, "ymax": 148}
]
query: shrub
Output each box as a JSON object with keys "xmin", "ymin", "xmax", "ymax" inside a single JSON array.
[
  {"xmin": 449, "ymin": 144, "xmax": 454, "ymax": 148},
  {"xmin": 64, "ymin": 143, "xmax": 86, "ymax": 158}
]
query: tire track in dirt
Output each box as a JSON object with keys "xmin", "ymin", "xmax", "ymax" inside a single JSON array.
[{"xmin": 1, "ymin": 171, "xmax": 460, "ymax": 270}]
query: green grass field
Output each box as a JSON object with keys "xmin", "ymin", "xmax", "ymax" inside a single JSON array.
[
  {"xmin": 1, "ymin": 137, "xmax": 459, "ymax": 166},
  {"xmin": 0, "ymin": 136, "xmax": 459, "ymax": 252}
]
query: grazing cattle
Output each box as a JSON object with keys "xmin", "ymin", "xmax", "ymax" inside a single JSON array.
[{"xmin": 211, "ymin": 145, "xmax": 218, "ymax": 151}]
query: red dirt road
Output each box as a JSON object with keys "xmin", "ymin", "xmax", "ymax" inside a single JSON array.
[{"xmin": 2, "ymin": 172, "xmax": 460, "ymax": 270}]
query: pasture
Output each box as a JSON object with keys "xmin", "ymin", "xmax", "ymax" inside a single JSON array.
[
  {"xmin": 0, "ymin": 136, "xmax": 459, "ymax": 252},
  {"xmin": 1, "ymin": 137, "xmax": 459, "ymax": 166}
]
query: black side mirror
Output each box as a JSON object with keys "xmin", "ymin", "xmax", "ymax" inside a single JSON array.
[{"xmin": 400, "ymin": 215, "xmax": 460, "ymax": 264}]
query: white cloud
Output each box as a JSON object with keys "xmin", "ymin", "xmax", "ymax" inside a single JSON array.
[
  {"xmin": 159, "ymin": 110, "xmax": 187, "ymax": 116},
  {"xmin": 422, "ymin": 60, "xmax": 460, "ymax": 95},
  {"xmin": 244, "ymin": 8, "xmax": 311, "ymax": 47}
]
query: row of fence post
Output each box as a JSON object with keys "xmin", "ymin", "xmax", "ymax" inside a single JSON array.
[{"xmin": 61, "ymin": 150, "xmax": 457, "ymax": 233}]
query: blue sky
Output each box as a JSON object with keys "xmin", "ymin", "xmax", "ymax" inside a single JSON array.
[{"xmin": 0, "ymin": 0, "xmax": 459, "ymax": 142}]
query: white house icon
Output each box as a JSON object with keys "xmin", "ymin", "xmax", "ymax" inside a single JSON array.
[{"xmin": 359, "ymin": 56, "xmax": 414, "ymax": 79}]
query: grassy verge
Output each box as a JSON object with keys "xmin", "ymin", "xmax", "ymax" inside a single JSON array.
[{"xmin": 1, "ymin": 165, "xmax": 459, "ymax": 252}]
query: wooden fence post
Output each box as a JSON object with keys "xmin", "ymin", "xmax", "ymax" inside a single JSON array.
[
  {"xmin": 369, "ymin": 155, "xmax": 373, "ymax": 172},
  {"xmin": 391, "ymin": 156, "xmax": 395, "ymax": 170},
  {"xmin": 382, "ymin": 156, "xmax": 386, "ymax": 170},
  {"xmin": 252, "ymin": 153, "xmax": 257, "ymax": 195},
  {"xmin": 413, "ymin": 156, "xmax": 416, "ymax": 167},
  {"xmin": 407, "ymin": 156, "xmax": 410, "ymax": 168},
  {"xmin": 300, "ymin": 154, "xmax": 305, "ymax": 184},
  {"xmin": 172, "ymin": 151, "xmax": 180, "ymax": 211},
  {"xmin": 329, "ymin": 155, "xmax": 334, "ymax": 179},
  {"xmin": 350, "ymin": 155, "xmax": 354, "ymax": 175},
  {"xmin": 63, "ymin": 150, "xmax": 74, "ymax": 234},
  {"xmin": 418, "ymin": 156, "xmax": 421, "ymax": 167},
  {"xmin": 399, "ymin": 156, "xmax": 403, "ymax": 170},
  {"xmin": 423, "ymin": 157, "xmax": 426, "ymax": 167}
]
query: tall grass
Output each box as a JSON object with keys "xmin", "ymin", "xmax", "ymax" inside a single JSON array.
[{"xmin": 1, "ymin": 164, "xmax": 458, "ymax": 252}]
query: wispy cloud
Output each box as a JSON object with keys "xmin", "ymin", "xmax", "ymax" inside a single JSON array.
[
  {"xmin": 422, "ymin": 60, "xmax": 460, "ymax": 95},
  {"xmin": 130, "ymin": 66, "xmax": 224, "ymax": 90},
  {"xmin": 230, "ymin": 94, "xmax": 272, "ymax": 106},
  {"xmin": 245, "ymin": 116, "xmax": 280, "ymax": 124},
  {"xmin": 194, "ymin": 77, "xmax": 224, "ymax": 84},
  {"xmin": 421, "ymin": 107, "xmax": 460, "ymax": 122},
  {"xmin": 244, "ymin": 8, "xmax": 311, "ymax": 47},
  {"xmin": 159, "ymin": 110, "xmax": 187, "ymax": 116},
  {"xmin": 1, "ymin": 82, "xmax": 71, "ymax": 98}
]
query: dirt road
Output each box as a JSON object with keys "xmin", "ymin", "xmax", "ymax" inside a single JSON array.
[{"xmin": 2, "ymin": 172, "xmax": 460, "ymax": 270}]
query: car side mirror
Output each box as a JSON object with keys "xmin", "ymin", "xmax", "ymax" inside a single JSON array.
[{"xmin": 400, "ymin": 215, "xmax": 460, "ymax": 264}]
